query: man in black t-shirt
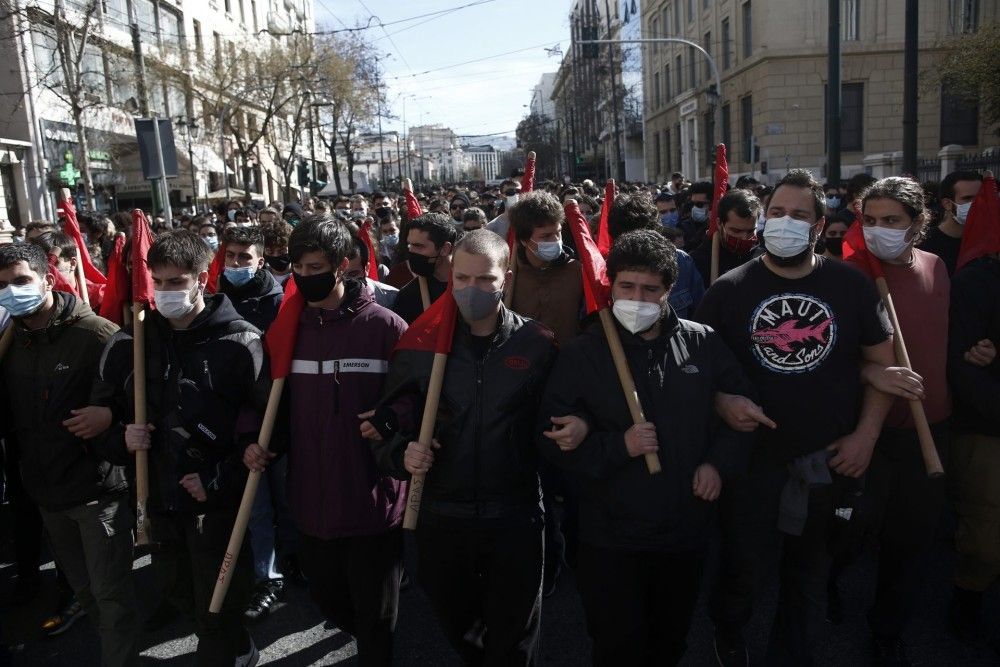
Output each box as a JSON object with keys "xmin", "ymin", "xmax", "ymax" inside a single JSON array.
[
  {"xmin": 392, "ymin": 213, "xmax": 456, "ymax": 324},
  {"xmin": 695, "ymin": 170, "xmax": 896, "ymax": 665},
  {"xmin": 918, "ymin": 170, "xmax": 983, "ymax": 275}
]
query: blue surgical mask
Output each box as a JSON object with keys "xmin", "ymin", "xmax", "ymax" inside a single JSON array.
[
  {"xmin": 227, "ymin": 210, "xmax": 237, "ymax": 222},
  {"xmin": 827, "ymin": 196, "xmax": 841, "ymax": 209},
  {"xmin": 533, "ymin": 239, "xmax": 562, "ymax": 262},
  {"xmin": 380, "ymin": 233, "xmax": 399, "ymax": 249},
  {"xmin": 0, "ymin": 283, "xmax": 46, "ymax": 318},
  {"xmin": 955, "ymin": 201, "xmax": 972, "ymax": 225},
  {"xmin": 223, "ymin": 265, "xmax": 256, "ymax": 287},
  {"xmin": 204, "ymin": 236, "xmax": 219, "ymax": 251},
  {"xmin": 660, "ymin": 211, "xmax": 679, "ymax": 227},
  {"xmin": 691, "ymin": 205, "xmax": 708, "ymax": 222}
]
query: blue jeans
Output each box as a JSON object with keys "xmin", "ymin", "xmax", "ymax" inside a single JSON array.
[{"xmin": 248, "ymin": 457, "xmax": 298, "ymax": 582}]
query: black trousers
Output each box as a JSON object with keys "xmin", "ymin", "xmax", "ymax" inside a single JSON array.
[
  {"xmin": 150, "ymin": 510, "xmax": 253, "ymax": 666},
  {"xmin": 416, "ymin": 516, "xmax": 543, "ymax": 667},
  {"xmin": 576, "ymin": 543, "xmax": 704, "ymax": 666},
  {"xmin": 866, "ymin": 424, "xmax": 947, "ymax": 638},
  {"xmin": 710, "ymin": 459, "xmax": 849, "ymax": 666},
  {"xmin": 297, "ymin": 528, "xmax": 403, "ymax": 667}
]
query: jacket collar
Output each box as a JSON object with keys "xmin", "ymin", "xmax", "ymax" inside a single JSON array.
[{"xmin": 455, "ymin": 303, "xmax": 518, "ymax": 351}]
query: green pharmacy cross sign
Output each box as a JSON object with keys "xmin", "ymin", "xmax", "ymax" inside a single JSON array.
[{"xmin": 59, "ymin": 150, "xmax": 81, "ymax": 186}]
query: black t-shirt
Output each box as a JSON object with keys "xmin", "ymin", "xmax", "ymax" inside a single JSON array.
[
  {"xmin": 392, "ymin": 275, "xmax": 447, "ymax": 325},
  {"xmin": 694, "ymin": 256, "xmax": 892, "ymax": 462},
  {"xmin": 917, "ymin": 225, "xmax": 961, "ymax": 276}
]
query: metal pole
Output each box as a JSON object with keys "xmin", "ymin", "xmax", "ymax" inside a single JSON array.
[
  {"xmin": 603, "ymin": 0, "xmax": 623, "ymax": 181},
  {"xmin": 308, "ymin": 98, "xmax": 317, "ymax": 197},
  {"xmin": 187, "ymin": 126, "xmax": 197, "ymax": 211},
  {"xmin": 902, "ymin": 0, "xmax": 918, "ymax": 176},
  {"xmin": 375, "ymin": 63, "xmax": 386, "ymax": 189},
  {"xmin": 220, "ymin": 105, "xmax": 230, "ymax": 201},
  {"xmin": 827, "ymin": 0, "xmax": 842, "ymax": 184},
  {"xmin": 151, "ymin": 117, "xmax": 172, "ymax": 223}
]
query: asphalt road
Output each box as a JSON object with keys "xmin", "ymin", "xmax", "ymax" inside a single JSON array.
[{"xmin": 2, "ymin": 521, "xmax": 998, "ymax": 666}]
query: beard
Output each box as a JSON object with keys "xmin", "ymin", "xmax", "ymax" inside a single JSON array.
[{"xmin": 764, "ymin": 230, "xmax": 819, "ymax": 267}]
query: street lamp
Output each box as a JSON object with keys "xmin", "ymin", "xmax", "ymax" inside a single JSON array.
[{"xmin": 176, "ymin": 116, "xmax": 202, "ymax": 211}]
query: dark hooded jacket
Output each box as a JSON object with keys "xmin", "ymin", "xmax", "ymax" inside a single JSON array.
[
  {"xmin": 219, "ymin": 267, "xmax": 284, "ymax": 332},
  {"xmin": 0, "ymin": 292, "xmax": 126, "ymax": 510},
  {"xmin": 91, "ymin": 294, "xmax": 271, "ymax": 514}
]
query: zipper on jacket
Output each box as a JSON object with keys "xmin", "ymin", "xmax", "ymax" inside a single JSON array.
[
  {"xmin": 333, "ymin": 360, "xmax": 341, "ymax": 414},
  {"xmin": 202, "ymin": 360, "xmax": 214, "ymax": 390}
]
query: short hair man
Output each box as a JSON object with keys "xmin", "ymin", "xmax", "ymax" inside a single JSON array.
[
  {"xmin": 260, "ymin": 219, "xmax": 294, "ymax": 285},
  {"xmin": 696, "ymin": 169, "xmax": 898, "ymax": 664},
  {"xmin": 690, "ymin": 189, "xmax": 761, "ymax": 284},
  {"xmin": 218, "ymin": 226, "xmax": 284, "ymax": 332},
  {"xmin": 372, "ymin": 229, "xmax": 558, "ymax": 666},
  {"xmin": 654, "ymin": 192, "xmax": 679, "ymax": 227},
  {"xmin": 667, "ymin": 172, "xmax": 685, "ymax": 195},
  {"xmin": 25, "ymin": 220, "xmax": 56, "ymax": 240},
  {"xmin": 919, "ymin": 169, "xmax": 984, "ymax": 275},
  {"xmin": 461, "ymin": 206, "xmax": 488, "ymax": 232},
  {"xmin": 345, "ymin": 222, "xmax": 399, "ymax": 309},
  {"xmin": 538, "ymin": 229, "xmax": 753, "ymax": 665},
  {"xmin": 392, "ymin": 213, "xmax": 456, "ymax": 324},
  {"xmin": 677, "ymin": 180, "xmax": 713, "ymax": 250},
  {"xmin": 449, "ymin": 193, "xmax": 470, "ymax": 223},
  {"xmin": 245, "ymin": 215, "xmax": 409, "ymax": 665},
  {"xmin": 485, "ymin": 180, "xmax": 522, "ymax": 239},
  {"xmin": 0, "ymin": 243, "xmax": 138, "ymax": 665}
]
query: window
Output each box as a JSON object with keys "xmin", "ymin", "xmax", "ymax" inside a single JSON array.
[
  {"xmin": 251, "ymin": 0, "xmax": 259, "ymax": 33},
  {"xmin": 824, "ymin": 82, "xmax": 865, "ymax": 152},
  {"xmin": 31, "ymin": 30, "xmax": 57, "ymax": 80},
  {"xmin": 941, "ymin": 84, "xmax": 979, "ymax": 145},
  {"xmin": 654, "ymin": 71, "xmax": 661, "ymax": 108},
  {"xmin": 687, "ymin": 0, "xmax": 694, "ymax": 23},
  {"xmin": 721, "ymin": 103, "xmax": 732, "ymax": 149},
  {"xmin": 654, "ymin": 131, "xmax": 662, "ymax": 176},
  {"xmin": 675, "ymin": 54, "xmax": 683, "ymax": 93},
  {"xmin": 742, "ymin": 1, "xmax": 752, "ymax": 59},
  {"xmin": 740, "ymin": 94, "xmax": 753, "ymax": 164},
  {"xmin": 213, "ymin": 32, "xmax": 222, "ymax": 71},
  {"xmin": 239, "ymin": 0, "xmax": 246, "ymax": 24},
  {"xmin": 664, "ymin": 129, "xmax": 671, "ymax": 173},
  {"xmin": 662, "ymin": 5, "xmax": 670, "ymax": 36},
  {"xmin": 81, "ymin": 45, "xmax": 105, "ymax": 102},
  {"xmin": 704, "ymin": 111, "xmax": 715, "ymax": 164},
  {"xmin": 688, "ymin": 46, "xmax": 696, "ymax": 89},
  {"xmin": 703, "ymin": 31, "xmax": 712, "ymax": 81},
  {"xmin": 158, "ymin": 7, "xmax": 181, "ymax": 51},
  {"xmin": 101, "ymin": 0, "xmax": 128, "ymax": 24},
  {"xmin": 721, "ymin": 18, "xmax": 731, "ymax": 69},
  {"xmin": 149, "ymin": 76, "xmax": 166, "ymax": 115},
  {"xmin": 665, "ymin": 64, "xmax": 672, "ymax": 100},
  {"xmin": 225, "ymin": 0, "xmax": 232, "ymax": 13},
  {"xmin": 841, "ymin": 0, "xmax": 859, "ymax": 41},
  {"xmin": 193, "ymin": 20, "xmax": 204, "ymax": 63},
  {"xmin": 137, "ymin": 0, "xmax": 157, "ymax": 43},
  {"xmin": 949, "ymin": 0, "xmax": 979, "ymax": 34},
  {"xmin": 674, "ymin": 123, "xmax": 682, "ymax": 166},
  {"xmin": 166, "ymin": 84, "xmax": 186, "ymax": 118},
  {"xmin": 673, "ymin": 1, "xmax": 680, "ymax": 33},
  {"xmin": 651, "ymin": 17, "xmax": 658, "ymax": 53},
  {"xmin": 704, "ymin": 0, "xmax": 710, "ymax": 8}
]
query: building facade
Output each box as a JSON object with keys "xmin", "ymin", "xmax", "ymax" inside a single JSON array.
[
  {"xmin": 462, "ymin": 144, "xmax": 500, "ymax": 182},
  {"xmin": 0, "ymin": 0, "xmax": 317, "ymax": 236},
  {"xmin": 641, "ymin": 0, "xmax": 998, "ymax": 186}
]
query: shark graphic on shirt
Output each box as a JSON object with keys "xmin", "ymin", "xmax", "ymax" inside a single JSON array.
[{"xmin": 751, "ymin": 317, "xmax": 833, "ymax": 353}]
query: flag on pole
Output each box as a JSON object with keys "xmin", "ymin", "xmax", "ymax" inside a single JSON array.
[
  {"xmin": 404, "ymin": 189, "xmax": 422, "ymax": 221},
  {"xmin": 394, "ymin": 280, "xmax": 458, "ymax": 355},
  {"xmin": 708, "ymin": 144, "xmax": 729, "ymax": 238},
  {"xmin": 131, "ymin": 210, "xmax": 156, "ymax": 307},
  {"xmin": 564, "ymin": 200, "xmax": 611, "ymax": 314},
  {"xmin": 360, "ymin": 220, "xmax": 380, "ymax": 281},
  {"xmin": 596, "ymin": 180, "xmax": 616, "ymax": 257},
  {"xmin": 264, "ymin": 278, "xmax": 305, "ymax": 379},
  {"xmin": 956, "ymin": 173, "xmax": 1000, "ymax": 273},
  {"xmin": 206, "ymin": 242, "xmax": 227, "ymax": 294},
  {"xmin": 58, "ymin": 196, "xmax": 106, "ymax": 284},
  {"xmin": 99, "ymin": 234, "xmax": 128, "ymax": 324},
  {"xmin": 522, "ymin": 151, "xmax": 536, "ymax": 194},
  {"xmin": 842, "ymin": 209, "xmax": 885, "ymax": 280}
]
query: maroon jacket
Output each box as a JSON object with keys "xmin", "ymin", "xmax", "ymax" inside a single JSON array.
[{"xmin": 285, "ymin": 281, "xmax": 408, "ymax": 538}]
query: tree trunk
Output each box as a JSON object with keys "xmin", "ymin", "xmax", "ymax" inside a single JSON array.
[
  {"xmin": 328, "ymin": 140, "xmax": 343, "ymax": 195},
  {"xmin": 72, "ymin": 104, "xmax": 96, "ymax": 210}
]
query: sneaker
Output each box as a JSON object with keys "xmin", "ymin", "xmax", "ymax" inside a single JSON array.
[
  {"xmin": 41, "ymin": 598, "xmax": 86, "ymax": 637},
  {"xmin": 235, "ymin": 637, "xmax": 259, "ymax": 667},
  {"xmin": 871, "ymin": 636, "xmax": 911, "ymax": 667},
  {"xmin": 713, "ymin": 632, "xmax": 749, "ymax": 667},
  {"xmin": 244, "ymin": 579, "xmax": 284, "ymax": 623}
]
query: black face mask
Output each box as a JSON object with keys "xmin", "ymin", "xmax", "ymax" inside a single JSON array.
[
  {"xmin": 266, "ymin": 254, "xmax": 291, "ymax": 272},
  {"xmin": 293, "ymin": 271, "xmax": 337, "ymax": 302},
  {"xmin": 408, "ymin": 252, "xmax": 437, "ymax": 278},
  {"xmin": 826, "ymin": 237, "xmax": 844, "ymax": 257}
]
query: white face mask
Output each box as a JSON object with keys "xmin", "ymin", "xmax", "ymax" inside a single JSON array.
[
  {"xmin": 155, "ymin": 283, "xmax": 200, "ymax": 320},
  {"xmin": 762, "ymin": 215, "xmax": 814, "ymax": 258},
  {"xmin": 863, "ymin": 226, "xmax": 911, "ymax": 261},
  {"xmin": 955, "ymin": 201, "xmax": 972, "ymax": 225},
  {"xmin": 505, "ymin": 195, "xmax": 518, "ymax": 209},
  {"xmin": 533, "ymin": 239, "xmax": 562, "ymax": 262},
  {"xmin": 612, "ymin": 299, "xmax": 661, "ymax": 334}
]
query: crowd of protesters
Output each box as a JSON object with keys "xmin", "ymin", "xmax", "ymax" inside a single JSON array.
[{"xmin": 0, "ymin": 162, "xmax": 997, "ymax": 667}]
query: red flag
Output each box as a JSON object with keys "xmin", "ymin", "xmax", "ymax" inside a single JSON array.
[
  {"xmin": 596, "ymin": 179, "xmax": 616, "ymax": 257},
  {"xmin": 206, "ymin": 242, "xmax": 227, "ymax": 294},
  {"xmin": 842, "ymin": 209, "xmax": 885, "ymax": 280},
  {"xmin": 394, "ymin": 280, "xmax": 457, "ymax": 355},
  {"xmin": 565, "ymin": 201, "xmax": 611, "ymax": 314},
  {"xmin": 58, "ymin": 196, "xmax": 106, "ymax": 284},
  {"xmin": 522, "ymin": 152, "xmax": 536, "ymax": 194},
  {"xmin": 264, "ymin": 278, "xmax": 305, "ymax": 379},
  {"xmin": 131, "ymin": 210, "xmax": 155, "ymax": 306},
  {"xmin": 708, "ymin": 144, "xmax": 729, "ymax": 238},
  {"xmin": 48, "ymin": 254, "xmax": 78, "ymax": 296},
  {"xmin": 404, "ymin": 189, "xmax": 422, "ymax": 221},
  {"xmin": 956, "ymin": 174, "xmax": 1000, "ymax": 273},
  {"xmin": 98, "ymin": 234, "xmax": 128, "ymax": 324},
  {"xmin": 360, "ymin": 220, "xmax": 380, "ymax": 281}
]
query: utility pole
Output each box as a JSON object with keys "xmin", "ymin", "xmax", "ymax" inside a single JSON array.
[
  {"xmin": 307, "ymin": 92, "xmax": 317, "ymax": 197},
  {"xmin": 603, "ymin": 0, "xmax": 623, "ymax": 181},
  {"xmin": 827, "ymin": 0, "xmax": 842, "ymax": 184},
  {"xmin": 128, "ymin": 3, "xmax": 150, "ymax": 116},
  {"xmin": 374, "ymin": 57, "xmax": 387, "ymax": 189},
  {"xmin": 902, "ymin": 0, "xmax": 918, "ymax": 176},
  {"xmin": 220, "ymin": 105, "xmax": 231, "ymax": 200}
]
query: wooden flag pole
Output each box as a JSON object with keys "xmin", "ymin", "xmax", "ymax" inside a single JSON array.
[
  {"xmin": 402, "ymin": 351, "xmax": 448, "ymax": 530},
  {"xmin": 132, "ymin": 303, "xmax": 151, "ymax": 545},
  {"xmin": 503, "ymin": 250, "xmax": 519, "ymax": 308},
  {"xmin": 210, "ymin": 377, "xmax": 286, "ymax": 613},
  {"xmin": 874, "ymin": 279, "xmax": 944, "ymax": 477},
  {"xmin": 710, "ymin": 232, "xmax": 721, "ymax": 284},
  {"xmin": 597, "ymin": 309, "xmax": 662, "ymax": 475},
  {"xmin": 418, "ymin": 276, "xmax": 431, "ymax": 311}
]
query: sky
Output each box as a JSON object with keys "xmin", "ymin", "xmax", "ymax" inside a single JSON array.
[{"xmin": 313, "ymin": 0, "xmax": 572, "ymax": 141}]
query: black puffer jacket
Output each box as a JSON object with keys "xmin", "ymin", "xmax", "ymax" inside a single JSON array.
[
  {"xmin": 219, "ymin": 268, "xmax": 284, "ymax": 332},
  {"xmin": 373, "ymin": 305, "xmax": 558, "ymax": 522},
  {"xmin": 91, "ymin": 294, "xmax": 271, "ymax": 514},
  {"xmin": 0, "ymin": 292, "xmax": 125, "ymax": 511}
]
